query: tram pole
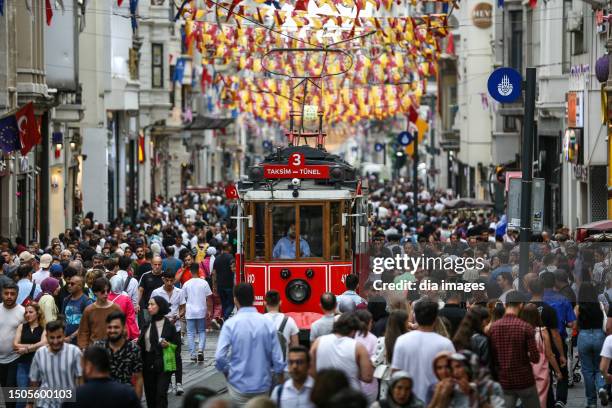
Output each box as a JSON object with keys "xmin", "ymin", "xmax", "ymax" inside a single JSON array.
[
  {"xmin": 413, "ymin": 123, "xmax": 419, "ymax": 230},
  {"xmin": 519, "ymin": 67, "xmax": 536, "ymax": 288}
]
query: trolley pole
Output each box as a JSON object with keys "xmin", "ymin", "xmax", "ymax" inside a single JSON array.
[
  {"xmin": 606, "ymin": 34, "xmax": 612, "ymax": 216},
  {"xmin": 413, "ymin": 131, "xmax": 419, "ymax": 229},
  {"xmin": 519, "ymin": 67, "xmax": 536, "ymax": 287}
]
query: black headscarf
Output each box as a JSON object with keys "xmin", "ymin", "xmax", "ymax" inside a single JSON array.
[
  {"xmin": 151, "ymin": 296, "xmax": 170, "ymax": 320},
  {"xmin": 148, "ymin": 296, "xmax": 170, "ymax": 350}
]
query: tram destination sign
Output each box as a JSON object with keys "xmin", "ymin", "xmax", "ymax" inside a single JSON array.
[{"xmin": 263, "ymin": 152, "xmax": 330, "ymax": 179}]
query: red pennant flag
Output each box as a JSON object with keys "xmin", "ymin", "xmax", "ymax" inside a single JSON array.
[
  {"xmin": 294, "ymin": 0, "xmax": 309, "ymax": 11},
  {"xmin": 446, "ymin": 33, "xmax": 455, "ymax": 55},
  {"xmin": 45, "ymin": 0, "xmax": 53, "ymax": 25},
  {"xmin": 118, "ymin": 0, "xmax": 124, "ymax": 5},
  {"xmin": 225, "ymin": 183, "xmax": 239, "ymax": 200},
  {"xmin": 528, "ymin": 0, "xmax": 536, "ymax": 8},
  {"xmin": 408, "ymin": 105, "xmax": 418, "ymax": 123},
  {"xmin": 16, "ymin": 102, "xmax": 41, "ymax": 155}
]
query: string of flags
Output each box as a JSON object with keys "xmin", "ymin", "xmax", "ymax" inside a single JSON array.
[{"xmin": 0, "ymin": 103, "xmax": 42, "ymax": 156}]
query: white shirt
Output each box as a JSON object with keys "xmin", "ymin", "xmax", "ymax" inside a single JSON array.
[
  {"xmin": 316, "ymin": 334, "xmax": 361, "ymax": 390},
  {"xmin": 0, "ymin": 304, "xmax": 25, "ymax": 363},
  {"xmin": 182, "ymin": 278, "xmax": 213, "ymax": 319},
  {"xmin": 271, "ymin": 376, "xmax": 315, "ymax": 408},
  {"xmin": 32, "ymin": 269, "xmax": 50, "ymax": 285},
  {"xmin": 264, "ymin": 312, "xmax": 299, "ymax": 356},
  {"xmin": 601, "ymin": 334, "xmax": 612, "ymax": 359},
  {"xmin": 391, "ymin": 330, "xmax": 455, "ymax": 401},
  {"xmin": 152, "ymin": 286, "xmax": 186, "ymax": 330},
  {"xmin": 117, "ymin": 270, "xmax": 139, "ymax": 308}
]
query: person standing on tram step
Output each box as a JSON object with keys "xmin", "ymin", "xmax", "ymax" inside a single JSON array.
[
  {"xmin": 215, "ymin": 283, "xmax": 285, "ymax": 407},
  {"xmin": 273, "ymin": 224, "xmax": 311, "ymax": 259}
]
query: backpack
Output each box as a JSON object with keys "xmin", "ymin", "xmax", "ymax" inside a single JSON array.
[
  {"xmin": 123, "ymin": 276, "xmax": 132, "ymax": 292},
  {"xmin": 277, "ymin": 316, "xmax": 289, "ymax": 360},
  {"xmin": 22, "ymin": 283, "xmax": 37, "ymax": 307}
]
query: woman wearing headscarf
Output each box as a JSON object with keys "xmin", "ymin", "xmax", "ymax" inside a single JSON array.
[
  {"xmin": 424, "ymin": 352, "xmax": 451, "ymax": 405},
  {"xmin": 428, "ymin": 351, "xmax": 504, "ymax": 408},
  {"xmin": 108, "ymin": 275, "xmax": 139, "ymax": 340},
  {"xmin": 138, "ymin": 296, "xmax": 180, "ymax": 408},
  {"xmin": 38, "ymin": 277, "xmax": 59, "ymax": 323},
  {"xmin": 370, "ymin": 371, "xmax": 425, "ymax": 408}
]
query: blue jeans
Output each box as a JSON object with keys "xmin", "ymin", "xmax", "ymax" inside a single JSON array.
[
  {"xmin": 578, "ymin": 329, "xmax": 606, "ymax": 405},
  {"xmin": 16, "ymin": 361, "xmax": 31, "ymax": 408},
  {"xmin": 186, "ymin": 318, "xmax": 206, "ymax": 357},
  {"xmin": 219, "ymin": 288, "xmax": 234, "ymax": 320}
]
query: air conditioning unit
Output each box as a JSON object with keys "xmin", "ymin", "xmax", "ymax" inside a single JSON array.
[{"xmin": 567, "ymin": 10, "xmax": 583, "ymax": 32}]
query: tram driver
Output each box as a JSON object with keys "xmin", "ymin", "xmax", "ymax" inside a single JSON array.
[{"xmin": 273, "ymin": 223, "xmax": 311, "ymax": 259}]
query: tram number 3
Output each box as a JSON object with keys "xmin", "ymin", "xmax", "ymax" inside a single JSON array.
[
  {"xmin": 246, "ymin": 275, "xmax": 255, "ymax": 284},
  {"xmin": 289, "ymin": 153, "xmax": 304, "ymax": 168}
]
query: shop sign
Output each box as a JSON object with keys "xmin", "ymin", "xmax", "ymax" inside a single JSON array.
[
  {"xmin": 472, "ymin": 3, "xmax": 493, "ymax": 29},
  {"xmin": 567, "ymin": 91, "xmax": 584, "ymax": 127},
  {"xmin": 573, "ymin": 164, "xmax": 588, "ymax": 182}
]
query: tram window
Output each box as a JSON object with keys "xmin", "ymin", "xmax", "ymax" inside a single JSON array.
[
  {"xmin": 254, "ymin": 203, "xmax": 266, "ymax": 259},
  {"xmin": 330, "ymin": 202, "xmax": 342, "ymax": 260},
  {"xmin": 299, "ymin": 206, "xmax": 322, "ymax": 258},
  {"xmin": 345, "ymin": 201, "xmax": 354, "ymax": 259},
  {"xmin": 271, "ymin": 205, "xmax": 297, "ymax": 259}
]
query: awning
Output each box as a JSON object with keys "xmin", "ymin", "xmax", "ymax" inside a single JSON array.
[{"xmin": 183, "ymin": 116, "xmax": 234, "ymax": 130}]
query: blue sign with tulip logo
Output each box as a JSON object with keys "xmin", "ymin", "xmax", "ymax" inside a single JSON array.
[
  {"xmin": 487, "ymin": 67, "xmax": 522, "ymax": 103},
  {"xmin": 397, "ymin": 132, "xmax": 413, "ymax": 146}
]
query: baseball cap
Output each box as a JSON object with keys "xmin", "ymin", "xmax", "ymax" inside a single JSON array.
[
  {"xmin": 50, "ymin": 264, "xmax": 64, "ymax": 278},
  {"xmin": 40, "ymin": 253, "xmax": 53, "ymax": 269},
  {"xmin": 19, "ymin": 251, "xmax": 34, "ymax": 263}
]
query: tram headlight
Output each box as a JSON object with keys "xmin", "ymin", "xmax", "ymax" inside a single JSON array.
[
  {"xmin": 248, "ymin": 166, "xmax": 264, "ymax": 182},
  {"xmin": 286, "ymin": 279, "xmax": 311, "ymax": 304}
]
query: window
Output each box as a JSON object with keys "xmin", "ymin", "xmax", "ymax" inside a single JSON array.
[
  {"xmin": 330, "ymin": 202, "xmax": 342, "ymax": 259},
  {"xmin": 269, "ymin": 204, "xmax": 323, "ymax": 259},
  {"xmin": 253, "ymin": 203, "xmax": 266, "ymax": 259},
  {"xmin": 509, "ymin": 11, "xmax": 523, "ymax": 73},
  {"xmin": 152, "ymin": 44, "xmax": 164, "ymax": 88},
  {"xmin": 300, "ymin": 205, "xmax": 323, "ymax": 258}
]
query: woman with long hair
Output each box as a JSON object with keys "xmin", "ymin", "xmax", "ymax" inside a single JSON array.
[
  {"xmin": 575, "ymin": 282, "xmax": 607, "ymax": 407},
  {"xmin": 452, "ymin": 306, "xmax": 492, "ymax": 372},
  {"xmin": 519, "ymin": 303, "xmax": 560, "ymax": 408},
  {"xmin": 371, "ymin": 309, "xmax": 410, "ymax": 398},
  {"xmin": 354, "ymin": 309, "xmax": 378, "ymax": 403},
  {"xmin": 13, "ymin": 304, "xmax": 46, "ymax": 408},
  {"xmin": 138, "ymin": 296, "xmax": 180, "ymax": 408},
  {"xmin": 484, "ymin": 299, "xmax": 504, "ymax": 335}
]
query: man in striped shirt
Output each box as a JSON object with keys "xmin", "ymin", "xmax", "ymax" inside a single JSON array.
[{"xmin": 27, "ymin": 320, "xmax": 82, "ymax": 408}]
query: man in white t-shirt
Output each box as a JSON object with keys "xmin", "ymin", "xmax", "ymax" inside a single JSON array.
[
  {"xmin": 599, "ymin": 334, "xmax": 612, "ymax": 404},
  {"xmin": 182, "ymin": 275, "xmax": 212, "ymax": 362},
  {"xmin": 263, "ymin": 290, "xmax": 299, "ymax": 360},
  {"xmin": 391, "ymin": 299, "xmax": 455, "ymax": 402},
  {"xmin": 0, "ymin": 282, "xmax": 25, "ymax": 402},
  {"xmin": 32, "ymin": 253, "xmax": 53, "ymax": 285}
]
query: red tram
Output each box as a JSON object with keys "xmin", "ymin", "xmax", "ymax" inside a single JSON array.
[{"xmin": 233, "ymin": 141, "xmax": 370, "ymax": 329}]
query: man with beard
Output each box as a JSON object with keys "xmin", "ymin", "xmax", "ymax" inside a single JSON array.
[{"xmin": 93, "ymin": 311, "xmax": 143, "ymax": 398}]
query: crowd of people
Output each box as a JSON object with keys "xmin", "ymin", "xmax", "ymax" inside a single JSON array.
[{"xmin": 0, "ymin": 178, "xmax": 611, "ymax": 408}]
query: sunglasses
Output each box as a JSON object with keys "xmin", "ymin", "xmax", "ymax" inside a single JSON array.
[{"xmin": 287, "ymin": 359, "xmax": 307, "ymax": 366}]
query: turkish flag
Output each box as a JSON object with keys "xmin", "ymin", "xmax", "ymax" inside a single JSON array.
[
  {"xmin": 16, "ymin": 102, "xmax": 41, "ymax": 155},
  {"xmin": 45, "ymin": 0, "xmax": 53, "ymax": 25},
  {"xmin": 225, "ymin": 184, "xmax": 239, "ymax": 200}
]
